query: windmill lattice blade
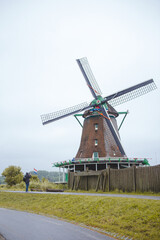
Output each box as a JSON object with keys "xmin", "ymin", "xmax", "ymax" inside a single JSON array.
[
  {"xmin": 41, "ymin": 102, "xmax": 91, "ymax": 125},
  {"xmin": 101, "ymin": 106, "xmax": 126, "ymax": 156},
  {"xmin": 106, "ymin": 79, "xmax": 157, "ymax": 107},
  {"xmin": 77, "ymin": 57, "xmax": 102, "ymax": 99}
]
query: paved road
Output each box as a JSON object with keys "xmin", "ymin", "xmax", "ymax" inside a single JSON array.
[
  {"xmin": 0, "ymin": 208, "xmax": 113, "ymax": 240},
  {"xmin": 2, "ymin": 190, "xmax": 160, "ymax": 200}
]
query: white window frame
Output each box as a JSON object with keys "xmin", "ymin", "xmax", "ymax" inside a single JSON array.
[
  {"xmin": 95, "ymin": 139, "xmax": 98, "ymax": 146},
  {"xmin": 93, "ymin": 152, "xmax": 99, "ymax": 159},
  {"xmin": 94, "ymin": 123, "xmax": 98, "ymax": 131}
]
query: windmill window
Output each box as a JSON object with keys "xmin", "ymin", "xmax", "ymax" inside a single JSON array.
[
  {"xmin": 94, "ymin": 124, "xmax": 98, "ymax": 131},
  {"xmin": 93, "ymin": 152, "xmax": 99, "ymax": 159},
  {"xmin": 95, "ymin": 139, "xmax": 98, "ymax": 146}
]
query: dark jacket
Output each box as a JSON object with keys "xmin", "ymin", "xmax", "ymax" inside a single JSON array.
[{"xmin": 24, "ymin": 173, "xmax": 31, "ymax": 184}]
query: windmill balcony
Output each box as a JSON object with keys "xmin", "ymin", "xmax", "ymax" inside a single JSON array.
[{"xmin": 53, "ymin": 157, "xmax": 150, "ymax": 173}]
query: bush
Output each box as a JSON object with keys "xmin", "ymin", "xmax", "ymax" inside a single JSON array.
[
  {"xmin": 0, "ymin": 184, "xmax": 6, "ymax": 189},
  {"xmin": 31, "ymin": 175, "xmax": 39, "ymax": 182},
  {"xmin": 15, "ymin": 182, "xmax": 26, "ymax": 190},
  {"xmin": 42, "ymin": 177, "xmax": 47, "ymax": 183},
  {"xmin": 29, "ymin": 181, "xmax": 41, "ymax": 190},
  {"xmin": 2, "ymin": 166, "xmax": 23, "ymax": 186}
]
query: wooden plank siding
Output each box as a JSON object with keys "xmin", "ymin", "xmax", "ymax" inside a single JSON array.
[{"xmin": 68, "ymin": 165, "xmax": 160, "ymax": 193}]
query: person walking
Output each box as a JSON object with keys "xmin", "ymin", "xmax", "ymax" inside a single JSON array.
[{"xmin": 23, "ymin": 172, "xmax": 31, "ymax": 192}]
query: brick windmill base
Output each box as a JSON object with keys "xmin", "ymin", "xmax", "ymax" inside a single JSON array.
[{"xmin": 76, "ymin": 113, "xmax": 123, "ymax": 159}]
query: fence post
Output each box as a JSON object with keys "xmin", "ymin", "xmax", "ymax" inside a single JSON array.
[
  {"xmin": 68, "ymin": 170, "xmax": 70, "ymax": 189},
  {"xmin": 103, "ymin": 171, "xmax": 107, "ymax": 192},
  {"xmin": 71, "ymin": 175, "xmax": 75, "ymax": 190},
  {"xmin": 133, "ymin": 165, "xmax": 136, "ymax": 192},
  {"xmin": 86, "ymin": 176, "xmax": 88, "ymax": 191},
  {"xmin": 96, "ymin": 174, "xmax": 100, "ymax": 192},
  {"xmin": 108, "ymin": 167, "xmax": 110, "ymax": 192}
]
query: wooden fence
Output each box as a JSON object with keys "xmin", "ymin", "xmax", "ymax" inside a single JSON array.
[{"xmin": 68, "ymin": 165, "xmax": 160, "ymax": 193}]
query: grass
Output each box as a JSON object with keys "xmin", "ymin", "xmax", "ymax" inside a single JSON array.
[
  {"xmin": 1, "ymin": 183, "xmax": 160, "ymax": 196},
  {"xmin": 70, "ymin": 189, "xmax": 160, "ymax": 196},
  {"xmin": 0, "ymin": 192, "xmax": 159, "ymax": 240},
  {"xmin": 0, "ymin": 181, "xmax": 67, "ymax": 191}
]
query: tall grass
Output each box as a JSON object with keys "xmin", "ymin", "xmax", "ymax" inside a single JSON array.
[{"xmin": 0, "ymin": 179, "xmax": 67, "ymax": 191}]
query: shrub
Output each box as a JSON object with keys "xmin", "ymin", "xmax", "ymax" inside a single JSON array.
[
  {"xmin": 29, "ymin": 181, "xmax": 41, "ymax": 190},
  {"xmin": 31, "ymin": 175, "xmax": 39, "ymax": 182},
  {"xmin": 2, "ymin": 166, "xmax": 23, "ymax": 186}
]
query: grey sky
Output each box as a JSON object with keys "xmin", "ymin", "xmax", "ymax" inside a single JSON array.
[{"xmin": 0, "ymin": 0, "xmax": 160, "ymax": 174}]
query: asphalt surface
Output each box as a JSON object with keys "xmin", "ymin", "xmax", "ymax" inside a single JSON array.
[
  {"xmin": 2, "ymin": 190, "xmax": 160, "ymax": 200},
  {"xmin": 0, "ymin": 208, "xmax": 114, "ymax": 240}
]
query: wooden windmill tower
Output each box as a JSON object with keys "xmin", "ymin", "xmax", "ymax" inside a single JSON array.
[{"xmin": 41, "ymin": 57, "xmax": 157, "ymax": 161}]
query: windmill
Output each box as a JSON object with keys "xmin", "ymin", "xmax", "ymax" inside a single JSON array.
[{"xmin": 41, "ymin": 57, "xmax": 157, "ymax": 161}]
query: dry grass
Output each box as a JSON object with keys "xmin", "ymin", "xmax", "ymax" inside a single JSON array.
[{"xmin": 0, "ymin": 181, "xmax": 67, "ymax": 191}]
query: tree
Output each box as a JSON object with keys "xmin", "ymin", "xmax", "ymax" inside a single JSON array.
[{"xmin": 2, "ymin": 166, "xmax": 23, "ymax": 186}]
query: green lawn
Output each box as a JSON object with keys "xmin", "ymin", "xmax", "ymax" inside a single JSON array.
[{"xmin": 0, "ymin": 192, "xmax": 160, "ymax": 239}]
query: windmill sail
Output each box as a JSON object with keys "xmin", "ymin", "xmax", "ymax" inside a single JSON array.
[
  {"xmin": 41, "ymin": 102, "xmax": 91, "ymax": 125},
  {"xmin": 77, "ymin": 57, "xmax": 102, "ymax": 98},
  {"xmin": 105, "ymin": 79, "xmax": 157, "ymax": 107},
  {"xmin": 100, "ymin": 106, "xmax": 126, "ymax": 156}
]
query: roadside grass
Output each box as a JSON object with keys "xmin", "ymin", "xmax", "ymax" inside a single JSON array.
[
  {"xmin": 0, "ymin": 192, "xmax": 159, "ymax": 240},
  {"xmin": 1, "ymin": 183, "xmax": 160, "ymax": 196},
  {"xmin": 0, "ymin": 181, "xmax": 67, "ymax": 191},
  {"xmin": 70, "ymin": 189, "xmax": 160, "ymax": 196}
]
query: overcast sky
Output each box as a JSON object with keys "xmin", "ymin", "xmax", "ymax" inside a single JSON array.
[{"xmin": 0, "ymin": 0, "xmax": 160, "ymax": 174}]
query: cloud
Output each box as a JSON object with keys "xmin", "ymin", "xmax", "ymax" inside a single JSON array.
[{"xmin": 0, "ymin": 0, "xmax": 160, "ymax": 174}]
